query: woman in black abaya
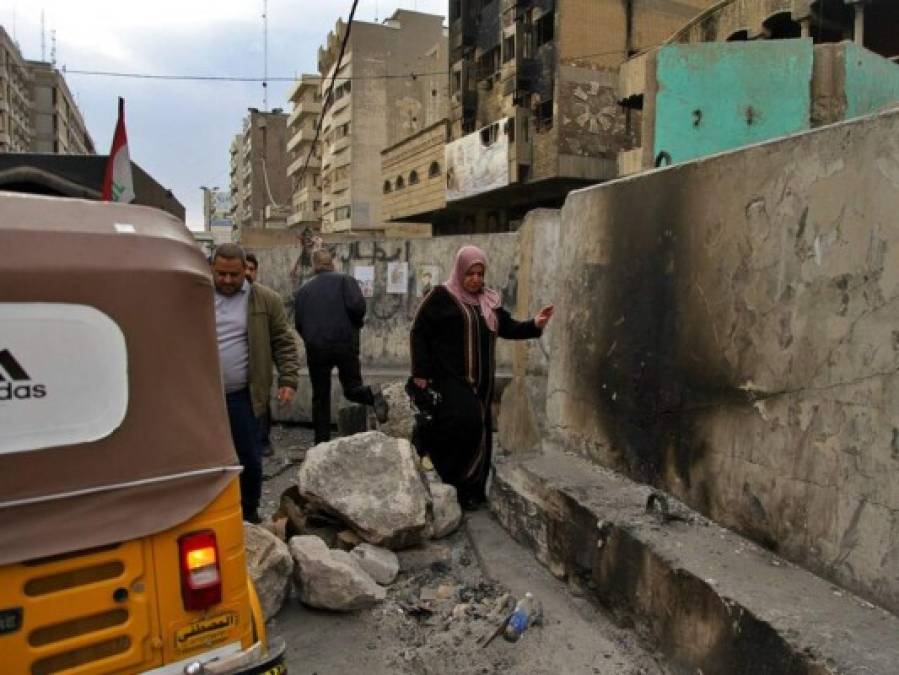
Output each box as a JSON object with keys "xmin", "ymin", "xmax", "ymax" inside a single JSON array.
[{"xmin": 410, "ymin": 245, "xmax": 553, "ymax": 509}]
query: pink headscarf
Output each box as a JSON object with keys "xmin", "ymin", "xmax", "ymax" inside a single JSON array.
[{"xmin": 444, "ymin": 245, "xmax": 501, "ymax": 332}]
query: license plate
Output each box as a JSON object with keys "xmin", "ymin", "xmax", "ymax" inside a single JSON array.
[
  {"xmin": 174, "ymin": 612, "xmax": 238, "ymax": 651},
  {"xmin": 0, "ymin": 607, "xmax": 22, "ymax": 635}
]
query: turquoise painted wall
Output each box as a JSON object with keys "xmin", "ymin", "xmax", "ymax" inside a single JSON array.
[
  {"xmin": 843, "ymin": 42, "xmax": 899, "ymax": 119},
  {"xmin": 653, "ymin": 40, "xmax": 814, "ymax": 166}
]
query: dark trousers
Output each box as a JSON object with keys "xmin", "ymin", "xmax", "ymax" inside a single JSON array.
[
  {"xmin": 306, "ymin": 343, "xmax": 374, "ymax": 444},
  {"xmin": 225, "ymin": 388, "xmax": 261, "ymax": 516}
]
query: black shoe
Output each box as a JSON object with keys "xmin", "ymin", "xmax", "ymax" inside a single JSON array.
[
  {"xmin": 372, "ymin": 385, "xmax": 389, "ymax": 424},
  {"xmin": 243, "ymin": 508, "xmax": 262, "ymax": 524}
]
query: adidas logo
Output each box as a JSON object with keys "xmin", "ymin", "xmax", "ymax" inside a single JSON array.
[{"xmin": 0, "ymin": 350, "xmax": 47, "ymax": 400}]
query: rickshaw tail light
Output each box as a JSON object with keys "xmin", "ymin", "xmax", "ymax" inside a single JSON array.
[{"xmin": 178, "ymin": 530, "xmax": 222, "ymax": 611}]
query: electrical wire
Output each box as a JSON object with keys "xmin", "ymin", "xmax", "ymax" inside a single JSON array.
[
  {"xmin": 295, "ymin": 0, "xmax": 360, "ymax": 191},
  {"xmin": 59, "ymin": 48, "xmax": 634, "ymax": 84},
  {"xmin": 61, "ymin": 67, "xmax": 447, "ymax": 82}
]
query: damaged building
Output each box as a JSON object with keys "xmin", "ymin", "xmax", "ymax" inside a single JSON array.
[
  {"xmin": 422, "ymin": 0, "xmax": 715, "ymax": 234},
  {"xmin": 317, "ymin": 10, "xmax": 448, "ymax": 235},
  {"xmin": 618, "ymin": 0, "xmax": 899, "ymax": 174}
]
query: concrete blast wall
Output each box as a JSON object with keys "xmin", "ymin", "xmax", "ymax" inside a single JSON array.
[
  {"xmin": 250, "ymin": 233, "xmax": 529, "ymax": 421},
  {"xmin": 545, "ymin": 109, "xmax": 899, "ymax": 612}
]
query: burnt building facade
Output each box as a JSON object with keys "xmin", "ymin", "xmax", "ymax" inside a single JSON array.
[{"xmin": 441, "ymin": 0, "xmax": 712, "ymax": 234}]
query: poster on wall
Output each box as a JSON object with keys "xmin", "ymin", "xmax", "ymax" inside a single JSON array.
[
  {"xmin": 416, "ymin": 265, "xmax": 441, "ymax": 297},
  {"xmin": 445, "ymin": 117, "xmax": 510, "ymax": 202},
  {"xmin": 353, "ymin": 265, "xmax": 375, "ymax": 298},
  {"xmin": 387, "ymin": 262, "xmax": 409, "ymax": 295}
]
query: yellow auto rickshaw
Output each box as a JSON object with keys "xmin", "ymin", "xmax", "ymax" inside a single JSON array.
[{"xmin": 0, "ymin": 192, "xmax": 285, "ymax": 674}]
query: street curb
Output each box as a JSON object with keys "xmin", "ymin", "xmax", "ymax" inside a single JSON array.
[{"xmin": 489, "ymin": 447, "xmax": 899, "ymax": 675}]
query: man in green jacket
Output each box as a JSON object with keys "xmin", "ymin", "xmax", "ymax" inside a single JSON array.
[{"xmin": 212, "ymin": 243, "xmax": 299, "ymax": 523}]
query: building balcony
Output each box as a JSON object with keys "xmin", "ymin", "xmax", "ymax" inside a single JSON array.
[
  {"xmin": 287, "ymin": 210, "xmax": 321, "ymax": 227},
  {"xmin": 294, "ymin": 186, "xmax": 322, "ymax": 205},
  {"xmin": 322, "ymin": 216, "xmax": 352, "ymax": 234},
  {"xmin": 332, "ymin": 134, "xmax": 351, "ymax": 154},
  {"xmin": 287, "ymin": 75, "xmax": 321, "ymax": 103},
  {"xmin": 287, "ymin": 126, "xmax": 317, "ymax": 153},
  {"xmin": 288, "ymin": 99, "xmax": 323, "ymax": 127},
  {"xmin": 287, "ymin": 152, "xmax": 321, "ymax": 177},
  {"xmin": 330, "ymin": 177, "xmax": 350, "ymax": 194}
]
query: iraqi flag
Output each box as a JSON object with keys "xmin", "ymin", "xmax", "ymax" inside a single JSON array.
[{"xmin": 101, "ymin": 97, "xmax": 135, "ymax": 203}]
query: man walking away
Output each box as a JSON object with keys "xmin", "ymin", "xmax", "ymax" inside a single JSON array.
[
  {"xmin": 212, "ymin": 244, "xmax": 300, "ymax": 523},
  {"xmin": 294, "ymin": 249, "xmax": 388, "ymax": 444}
]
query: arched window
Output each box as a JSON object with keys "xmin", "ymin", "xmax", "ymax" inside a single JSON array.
[
  {"xmin": 396, "ymin": 176, "xmax": 405, "ymax": 190},
  {"xmin": 428, "ymin": 161, "xmax": 441, "ymax": 178},
  {"xmin": 383, "ymin": 180, "xmax": 392, "ymax": 194},
  {"xmin": 409, "ymin": 170, "xmax": 419, "ymax": 185}
]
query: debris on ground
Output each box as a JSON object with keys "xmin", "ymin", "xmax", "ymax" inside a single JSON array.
[
  {"xmin": 243, "ymin": 522, "xmax": 292, "ymax": 620},
  {"xmin": 289, "ymin": 534, "xmax": 387, "ymax": 610},
  {"xmin": 375, "ymin": 380, "xmax": 416, "ymax": 441},
  {"xmin": 427, "ymin": 482, "xmax": 463, "ymax": 539},
  {"xmin": 351, "ymin": 543, "xmax": 400, "ymax": 585},
  {"xmin": 296, "ymin": 431, "xmax": 431, "ymax": 549}
]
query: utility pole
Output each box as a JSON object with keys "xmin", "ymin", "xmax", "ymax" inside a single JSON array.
[
  {"xmin": 41, "ymin": 10, "xmax": 45, "ymax": 61},
  {"xmin": 262, "ymin": 0, "xmax": 268, "ymax": 111}
]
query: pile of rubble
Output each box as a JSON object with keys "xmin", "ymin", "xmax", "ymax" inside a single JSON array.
[{"xmin": 245, "ymin": 430, "xmax": 463, "ymax": 619}]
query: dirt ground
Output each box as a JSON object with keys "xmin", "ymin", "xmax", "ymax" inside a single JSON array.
[{"xmin": 259, "ymin": 424, "xmax": 669, "ymax": 675}]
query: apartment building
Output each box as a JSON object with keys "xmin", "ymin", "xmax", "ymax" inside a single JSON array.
[
  {"xmin": 317, "ymin": 10, "xmax": 448, "ymax": 234},
  {"xmin": 286, "ymin": 74, "xmax": 323, "ymax": 230},
  {"xmin": 227, "ymin": 108, "xmax": 290, "ymax": 235},
  {"xmin": 441, "ymin": 0, "xmax": 712, "ymax": 233},
  {"xmin": 381, "ymin": 119, "xmax": 451, "ymax": 229},
  {"xmin": 28, "ymin": 60, "xmax": 95, "ymax": 155},
  {"xmin": 0, "ymin": 26, "xmax": 34, "ymax": 153},
  {"xmin": 617, "ymin": 0, "xmax": 899, "ymax": 175}
]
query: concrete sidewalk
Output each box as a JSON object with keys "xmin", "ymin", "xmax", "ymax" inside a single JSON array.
[{"xmin": 490, "ymin": 446, "xmax": 899, "ymax": 675}]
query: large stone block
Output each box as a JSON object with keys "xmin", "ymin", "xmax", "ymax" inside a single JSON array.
[
  {"xmin": 296, "ymin": 431, "xmax": 430, "ymax": 549},
  {"xmin": 243, "ymin": 523, "xmax": 293, "ymax": 621},
  {"xmin": 289, "ymin": 535, "xmax": 386, "ymax": 611}
]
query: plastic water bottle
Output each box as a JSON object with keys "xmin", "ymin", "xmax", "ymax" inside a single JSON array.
[{"xmin": 502, "ymin": 592, "xmax": 542, "ymax": 642}]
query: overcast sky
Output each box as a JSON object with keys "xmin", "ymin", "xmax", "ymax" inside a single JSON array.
[{"xmin": 3, "ymin": 0, "xmax": 446, "ymax": 230}]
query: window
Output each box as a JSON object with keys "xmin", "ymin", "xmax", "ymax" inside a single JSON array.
[
  {"xmin": 480, "ymin": 123, "xmax": 499, "ymax": 147},
  {"xmin": 313, "ymin": 200, "xmax": 321, "ymax": 211},
  {"xmin": 452, "ymin": 70, "xmax": 462, "ymax": 94},
  {"xmin": 503, "ymin": 35, "xmax": 515, "ymax": 63},
  {"xmin": 335, "ymin": 205, "xmax": 351, "ymax": 220},
  {"xmin": 383, "ymin": 180, "xmax": 392, "ymax": 193},
  {"xmin": 428, "ymin": 161, "xmax": 441, "ymax": 178},
  {"xmin": 396, "ymin": 176, "xmax": 405, "ymax": 190},
  {"xmin": 535, "ymin": 12, "xmax": 554, "ymax": 47},
  {"xmin": 477, "ymin": 46, "xmax": 501, "ymax": 81},
  {"xmin": 409, "ymin": 170, "xmax": 419, "ymax": 185},
  {"xmin": 535, "ymin": 99, "xmax": 553, "ymax": 132}
]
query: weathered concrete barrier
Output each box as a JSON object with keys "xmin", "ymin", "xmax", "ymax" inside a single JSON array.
[{"xmin": 539, "ymin": 108, "xmax": 899, "ymax": 614}]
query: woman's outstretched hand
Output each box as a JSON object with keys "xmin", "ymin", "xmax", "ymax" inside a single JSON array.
[{"xmin": 534, "ymin": 305, "xmax": 554, "ymax": 329}]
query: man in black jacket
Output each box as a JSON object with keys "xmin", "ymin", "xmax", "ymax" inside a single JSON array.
[{"xmin": 294, "ymin": 249, "xmax": 388, "ymax": 443}]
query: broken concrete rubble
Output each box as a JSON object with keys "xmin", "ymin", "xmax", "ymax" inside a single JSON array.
[
  {"xmin": 296, "ymin": 431, "xmax": 430, "ymax": 549},
  {"xmin": 351, "ymin": 543, "xmax": 400, "ymax": 585},
  {"xmin": 289, "ymin": 534, "xmax": 386, "ymax": 611},
  {"xmin": 396, "ymin": 542, "xmax": 453, "ymax": 572},
  {"xmin": 426, "ymin": 482, "xmax": 462, "ymax": 540},
  {"xmin": 375, "ymin": 380, "xmax": 415, "ymax": 441},
  {"xmin": 243, "ymin": 522, "xmax": 293, "ymax": 621}
]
